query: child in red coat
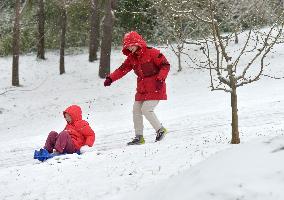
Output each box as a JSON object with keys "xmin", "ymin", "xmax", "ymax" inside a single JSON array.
[
  {"xmin": 44, "ymin": 105, "xmax": 95, "ymax": 154},
  {"xmin": 104, "ymin": 31, "xmax": 170, "ymax": 145}
]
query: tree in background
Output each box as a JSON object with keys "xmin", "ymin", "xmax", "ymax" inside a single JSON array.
[
  {"xmin": 89, "ymin": 0, "xmax": 101, "ymax": 62},
  {"xmin": 115, "ymin": 0, "xmax": 156, "ymax": 42},
  {"xmin": 59, "ymin": 2, "xmax": 67, "ymax": 75},
  {"xmin": 153, "ymin": 0, "xmax": 208, "ymax": 72},
  {"xmin": 99, "ymin": 0, "xmax": 115, "ymax": 78},
  {"xmin": 187, "ymin": 0, "xmax": 284, "ymax": 144},
  {"xmin": 11, "ymin": 0, "xmax": 37, "ymax": 86},
  {"xmin": 37, "ymin": 0, "xmax": 45, "ymax": 59},
  {"xmin": 215, "ymin": 0, "xmax": 276, "ymax": 44},
  {"xmin": 55, "ymin": 0, "xmax": 76, "ymax": 75},
  {"xmin": 12, "ymin": 0, "xmax": 21, "ymax": 86}
]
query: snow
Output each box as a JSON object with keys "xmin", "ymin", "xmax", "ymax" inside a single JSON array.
[
  {"xmin": 127, "ymin": 136, "xmax": 284, "ymax": 200},
  {"xmin": 0, "ymin": 36, "xmax": 284, "ymax": 199}
]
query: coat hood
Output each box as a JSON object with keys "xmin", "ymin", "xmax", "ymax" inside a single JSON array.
[
  {"xmin": 63, "ymin": 105, "xmax": 82, "ymax": 124},
  {"xmin": 122, "ymin": 31, "xmax": 147, "ymax": 56}
]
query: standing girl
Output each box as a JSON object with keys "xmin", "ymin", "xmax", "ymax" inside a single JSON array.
[{"xmin": 104, "ymin": 31, "xmax": 170, "ymax": 145}]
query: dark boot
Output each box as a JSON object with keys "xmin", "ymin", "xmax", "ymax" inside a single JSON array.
[
  {"xmin": 127, "ymin": 135, "xmax": 145, "ymax": 145},
  {"xmin": 155, "ymin": 127, "xmax": 167, "ymax": 142}
]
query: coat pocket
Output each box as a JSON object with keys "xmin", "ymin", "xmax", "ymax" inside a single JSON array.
[{"xmin": 141, "ymin": 62, "xmax": 159, "ymax": 77}]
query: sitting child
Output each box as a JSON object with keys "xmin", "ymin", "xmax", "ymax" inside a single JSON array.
[{"xmin": 44, "ymin": 105, "xmax": 95, "ymax": 154}]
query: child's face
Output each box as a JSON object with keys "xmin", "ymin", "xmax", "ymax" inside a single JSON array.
[
  {"xmin": 64, "ymin": 113, "xmax": 72, "ymax": 123},
  {"xmin": 127, "ymin": 45, "xmax": 138, "ymax": 53}
]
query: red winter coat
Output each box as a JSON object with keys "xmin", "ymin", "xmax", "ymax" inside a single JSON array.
[
  {"xmin": 63, "ymin": 105, "xmax": 95, "ymax": 150},
  {"xmin": 108, "ymin": 31, "xmax": 170, "ymax": 101}
]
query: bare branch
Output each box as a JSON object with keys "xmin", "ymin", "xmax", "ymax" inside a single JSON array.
[
  {"xmin": 233, "ymin": 29, "xmax": 252, "ymax": 71},
  {"xmin": 261, "ymin": 74, "xmax": 284, "ymax": 79},
  {"xmin": 211, "ymin": 87, "xmax": 232, "ymax": 93},
  {"xmin": 237, "ymin": 25, "xmax": 278, "ymax": 81},
  {"xmin": 236, "ymin": 26, "xmax": 283, "ymax": 87},
  {"xmin": 189, "ymin": 10, "xmax": 211, "ymax": 23}
]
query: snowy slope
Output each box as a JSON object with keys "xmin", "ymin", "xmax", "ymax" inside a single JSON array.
[
  {"xmin": 126, "ymin": 136, "xmax": 284, "ymax": 200},
  {"xmin": 0, "ymin": 37, "xmax": 284, "ymax": 200}
]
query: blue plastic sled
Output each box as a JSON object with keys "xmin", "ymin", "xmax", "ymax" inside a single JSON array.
[
  {"xmin": 34, "ymin": 148, "xmax": 81, "ymax": 162},
  {"xmin": 34, "ymin": 148, "xmax": 58, "ymax": 162}
]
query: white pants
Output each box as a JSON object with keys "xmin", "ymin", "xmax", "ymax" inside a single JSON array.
[{"xmin": 133, "ymin": 100, "xmax": 162, "ymax": 136}]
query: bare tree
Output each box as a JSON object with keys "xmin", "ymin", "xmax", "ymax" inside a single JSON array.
[
  {"xmin": 188, "ymin": 0, "xmax": 284, "ymax": 144},
  {"xmin": 10, "ymin": 0, "xmax": 37, "ymax": 86},
  {"xmin": 99, "ymin": 0, "xmax": 115, "ymax": 78},
  {"xmin": 37, "ymin": 0, "xmax": 45, "ymax": 59},
  {"xmin": 153, "ymin": 0, "xmax": 208, "ymax": 72},
  {"xmin": 54, "ymin": 0, "xmax": 78, "ymax": 74},
  {"xmin": 156, "ymin": 1, "xmax": 188, "ymax": 72},
  {"xmin": 89, "ymin": 0, "xmax": 101, "ymax": 62},
  {"xmin": 12, "ymin": 0, "xmax": 21, "ymax": 86},
  {"xmin": 59, "ymin": 5, "xmax": 67, "ymax": 75},
  {"xmin": 215, "ymin": 0, "xmax": 276, "ymax": 44}
]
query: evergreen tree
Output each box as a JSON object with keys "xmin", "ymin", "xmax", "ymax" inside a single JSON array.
[{"xmin": 115, "ymin": 0, "xmax": 156, "ymax": 42}]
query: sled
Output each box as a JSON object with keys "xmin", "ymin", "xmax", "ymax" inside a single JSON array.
[
  {"xmin": 33, "ymin": 148, "xmax": 60, "ymax": 162},
  {"xmin": 34, "ymin": 148, "xmax": 82, "ymax": 162}
]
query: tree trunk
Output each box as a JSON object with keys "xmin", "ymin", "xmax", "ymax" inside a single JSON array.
[
  {"xmin": 99, "ymin": 0, "xmax": 114, "ymax": 78},
  {"xmin": 37, "ymin": 0, "xmax": 45, "ymax": 59},
  {"xmin": 234, "ymin": 31, "xmax": 239, "ymax": 44},
  {"xmin": 177, "ymin": 52, "xmax": 182, "ymax": 72},
  {"xmin": 177, "ymin": 44, "xmax": 182, "ymax": 72},
  {"xmin": 89, "ymin": 0, "xmax": 100, "ymax": 62},
  {"xmin": 59, "ymin": 7, "xmax": 67, "ymax": 75},
  {"xmin": 12, "ymin": 0, "xmax": 21, "ymax": 86},
  {"xmin": 229, "ymin": 69, "xmax": 240, "ymax": 144}
]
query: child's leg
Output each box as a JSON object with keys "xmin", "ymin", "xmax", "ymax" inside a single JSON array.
[
  {"xmin": 141, "ymin": 100, "xmax": 162, "ymax": 132},
  {"xmin": 44, "ymin": 131, "xmax": 58, "ymax": 153},
  {"xmin": 54, "ymin": 131, "xmax": 76, "ymax": 154},
  {"xmin": 133, "ymin": 101, "xmax": 143, "ymax": 136}
]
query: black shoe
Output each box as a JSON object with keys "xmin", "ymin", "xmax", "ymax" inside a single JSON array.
[
  {"xmin": 127, "ymin": 135, "xmax": 145, "ymax": 145},
  {"xmin": 155, "ymin": 127, "xmax": 167, "ymax": 142}
]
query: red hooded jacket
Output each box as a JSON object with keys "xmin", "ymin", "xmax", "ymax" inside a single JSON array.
[
  {"xmin": 63, "ymin": 105, "xmax": 95, "ymax": 150},
  {"xmin": 108, "ymin": 31, "xmax": 170, "ymax": 101}
]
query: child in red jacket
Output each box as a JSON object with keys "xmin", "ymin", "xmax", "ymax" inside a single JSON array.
[
  {"xmin": 104, "ymin": 31, "xmax": 170, "ymax": 145},
  {"xmin": 44, "ymin": 105, "xmax": 95, "ymax": 154}
]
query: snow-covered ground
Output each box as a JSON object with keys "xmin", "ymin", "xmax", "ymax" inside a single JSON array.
[
  {"xmin": 0, "ymin": 38, "xmax": 284, "ymax": 199},
  {"xmin": 128, "ymin": 136, "xmax": 284, "ymax": 200}
]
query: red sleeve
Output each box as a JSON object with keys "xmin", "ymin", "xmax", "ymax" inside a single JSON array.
[
  {"xmin": 64, "ymin": 124, "xmax": 74, "ymax": 132},
  {"xmin": 109, "ymin": 57, "xmax": 133, "ymax": 82},
  {"xmin": 81, "ymin": 123, "xmax": 95, "ymax": 147},
  {"xmin": 77, "ymin": 120, "xmax": 95, "ymax": 147},
  {"xmin": 152, "ymin": 50, "xmax": 170, "ymax": 81}
]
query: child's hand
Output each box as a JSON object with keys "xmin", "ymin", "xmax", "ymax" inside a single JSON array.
[
  {"xmin": 80, "ymin": 145, "xmax": 91, "ymax": 154},
  {"xmin": 52, "ymin": 149, "xmax": 60, "ymax": 155},
  {"xmin": 104, "ymin": 77, "xmax": 112, "ymax": 87}
]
